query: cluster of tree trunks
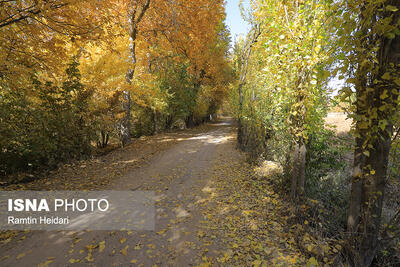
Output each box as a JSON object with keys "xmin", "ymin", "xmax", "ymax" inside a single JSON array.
[{"xmin": 97, "ymin": 130, "xmax": 110, "ymax": 148}]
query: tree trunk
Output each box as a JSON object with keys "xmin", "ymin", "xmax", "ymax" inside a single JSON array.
[
  {"xmin": 121, "ymin": 0, "xmax": 151, "ymax": 146},
  {"xmin": 237, "ymin": 83, "xmax": 244, "ymax": 148},
  {"xmin": 360, "ymin": 134, "xmax": 391, "ymax": 266},
  {"xmin": 97, "ymin": 130, "xmax": 109, "ymax": 148},
  {"xmin": 120, "ymin": 90, "xmax": 131, "ymax": 147},
  {"xmin": 185, "ymin": 113, "xmax": 194, "ymax": 128},
  {"xmin": 348, "ymin": 125, "xmax": 392, "ymax": 266},
  {"xmin": 347, "ymin": 3, "xmax": 400, "ymax": 266},
  {"xmin": 153, "ymin": 109, "xmax": 159, "ymax": 135},
  {"xmin": 297, "ymin": 143, "xmax": 307, "ymax": 195},
  {"xmin": 290, "ymin": 142, "xmax": 306, "ymax": 199},
  {"xmin": 290, "ymin": 143, "xmax": 299, "ymax": 199},
  {"xmin": 166, "ymin": 115, "xmax": 173, "ymax": 129},
  {"xmin": 347, "ymin": 137, "xmax": 364, "ymax": 233}
]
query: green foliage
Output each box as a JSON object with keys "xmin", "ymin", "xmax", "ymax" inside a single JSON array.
[
  {"xmin": 0, "ymin": 60, "xmax": 94, "ymax": 176},
  {"xmin": 306, "ymin": 129, "xmax": 348, "ymax": 186},
  {"xmin": 333, "ymin": 0, "xmax": 400, "ymax": 156},
  {"xmin": 159, "ymin": 62, "xmax": 197, "ymax": 122},
  {"xmin": 332, "ymin": 1, "xmax": 400, "ymax": 264},
  {"xmin": 232, "ymin": 0, "xmax": 332, "ymax": 162},
  {"xmin": 154, "ymin": 61, "xmax": 224, "ymax": 129},
  {"xmin": 131, "ymin": 106, "xmax": 158, "ymax": 137},
  {"xmin": 304, "ymin": 128, "xmax": 350, "ymax": 235}
]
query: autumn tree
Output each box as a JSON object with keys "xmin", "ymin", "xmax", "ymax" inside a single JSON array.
[
  {"xmin": 0, "ymin": 0, "xmax": 105, "ymax": 174},
  {"xmin": 234, "ymin": 0, "xmax": 332, "ymax": 198},
  {"xmin": 0, "ymin": 0, "xmax": 231, "ymax": 175},
  {"xmin": 120, "ymin": 0, "xmax": 151, "ymax": 146},
  {"xmin": 0, "ymin": 0, "xmax": 103, "ymax": 87},
  {"xmin": 334, "ymin": 1, "xmax": 400, "ymax": 265},
  {"xmin": 135, "ymin": 0, "xmax": 230, "ymax": 128},
  {"xmin": 236, "ymin": 24, "xmax": 261, "ymax": 149}
]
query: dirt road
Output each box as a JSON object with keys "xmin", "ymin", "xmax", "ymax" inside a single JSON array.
[{"xmin": 0, "ymin": 119, "xmax": 240, "ymax": 266}]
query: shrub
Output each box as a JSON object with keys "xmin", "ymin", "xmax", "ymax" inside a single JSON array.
[
  {"xmin": 305, "ymin": 128, "xmax": 351, "ymax": 236},
  {"xmin": 0, "ymin": 60, "xmax": 94, "ymax": 177}
]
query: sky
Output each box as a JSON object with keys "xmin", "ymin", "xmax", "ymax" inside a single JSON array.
[{"xmin": 225, "ymin": 0, "xmax": 250, "ymax": 46}]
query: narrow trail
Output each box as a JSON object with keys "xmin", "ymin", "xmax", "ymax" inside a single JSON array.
[
  {"xmin": 0, "ymin": 119, "xmax": 236, "ymax": 266},
  {"xmin": 0, "ymin": 118, "xmax": 307, "ymax": 266}
]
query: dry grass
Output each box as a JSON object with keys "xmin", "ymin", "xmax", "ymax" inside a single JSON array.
[{"xmin": 325, "ymin": 112, "xmax": 352, "ymax": 134}]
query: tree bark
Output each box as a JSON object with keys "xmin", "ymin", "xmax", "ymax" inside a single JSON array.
[
  {"xmin": 153, "ymin": 109, "xmax": 159, "ymax": 135},
  {"xmin": 347, "ymin": 138, "xmax": 364, "ymax": 233},
  {"xmin": 297, "ymin": 143, "xmax": 307, "ymax": 195},
  {"xmin": 121, "ymin": 0, "xmax": 151, "ymax": 147},
  {"xmin": 347, "ymin": 3, "xmax": 400, "ymax": 266},
  {"xmin": 290, "ymin": 143, "xmax": 299, "ymax": 199},
  {"xmin": 120, "ymin": 90, "xmax": 131, "ymax": 147},
  {"xmin": 185, "ymin": 114, "xmax": 194, "ymax": 128},
  {"xmin": 290, "ymin": 142, "xmax": 306, "ymax": 199},
  {"xmin": 97, "ymin": 130, "xmax": 109, "ymax": 148}
]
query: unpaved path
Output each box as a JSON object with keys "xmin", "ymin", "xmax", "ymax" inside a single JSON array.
[{"xmin": 0, "ymin": 119, "xmax": 241, "ymax": 266}]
